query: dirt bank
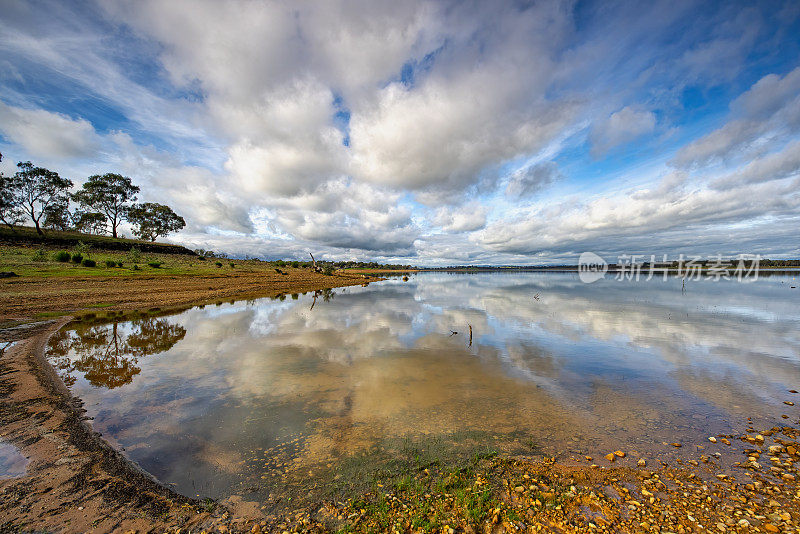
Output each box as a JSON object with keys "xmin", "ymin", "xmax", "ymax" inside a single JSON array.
[
  {"xmin": 0, "ymin": 319, "xmax": 216, "ymax": 532},
  {"xmin": 0, "ymin": 268, "xmax": 373, "ymax": 324}
]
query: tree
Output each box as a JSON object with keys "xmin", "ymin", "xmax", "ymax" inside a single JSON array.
[
  {"xmin": 127, "ymin": 202, "xmax": 186, "ymax": 241},
  {"xmin": 73, "ymin": 211, "xmax": 108, "ymax": 235},
  {"xmin": 42, "ymin": 198, "xmax": 72, "ymax": 231},
  {"xmin": 0, "ymin": 151, "xmax": 21, "ymax": 230},
  {"xmin": 73, "ymin": 173, "xmax": 139, "ymax": 238},
  {"xmin": 12, "ymin": 162, "xmax": 73, "ymax": 235},
  {"xmin": 0, "ymin": 175, "xmax": 23, "ymax": 231}
]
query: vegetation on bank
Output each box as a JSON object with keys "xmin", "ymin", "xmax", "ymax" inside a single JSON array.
[
  {"xmin": 0, "ymin": 241, "xmax": 336, "ymax": 278},
  {"xmin": 0, "ymin": 152, "xmax": 185, "ymax": 240}
]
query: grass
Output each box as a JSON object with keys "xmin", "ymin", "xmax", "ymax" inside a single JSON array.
[
  {"xmin": 310, "ymin": 433, "xmax": 512, "ymax": 533},
  {"xmin": 0, "ymin": 225, "xmax": 191, "ymax": 254},
  {"xmin": 0, "ymin": 243, "xmax": 284, "ymax": 279}
]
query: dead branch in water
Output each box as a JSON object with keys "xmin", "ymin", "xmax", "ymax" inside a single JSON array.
[{"xmin": 309, "ymin": 252, "xmax": 323, "ymax": 273}]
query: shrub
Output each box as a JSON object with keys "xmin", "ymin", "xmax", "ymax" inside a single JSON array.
[
  {"xmin": 322, "ymin": 266, "xmax": 334, "ymax": 276},
  {"xmin": 215, "ymin": 262, "xmax": 223, "ymax": 267},
  {"xmin": 132, "ymin": 264, "xmax": 140, "ymax": 270},
  {"xmin": 31, "ymin": 248, "xmax": 48, "ymax": 262},
  {"xmin": 71, "ymin": 253, "xmax": 84, "ymax": 264},
  {"xmin": 117, "ymin": 262, "xmax": 123, "ymax": 267},
  {"xmin": 275, "ymin": 260, "xmax": 286, "ymax": 267},
  {"xmin": 82, "ymin": 259, "xmax": 96, "ymax": 267},
  {"xmin": 54, "ymin": 251, "xmax": 71, "ymax": 262},
  {"xmin": 73, "ymin": 241, "xmax": 91, "ymax": 255},
  {"xmin": 105, "ymin": 260, "xmax": 117, "ymax": 268},
  {"xmin": 229, "ymin": 262, "xmax": 235, "ymax": 268},
  {"xmin": 291, "ymin": 261, "xmax": 299, "ymax": 268},
  {"xmin": 197, "ymin": 255, "xmax": 206, "ymax": 261},
  {"xmin": 128, "ymin": 246, "xmax": 141, "ymax": 263},
  {"xmin": 148, "ymin": 261, "xmax": 162, "ymax": 268}
]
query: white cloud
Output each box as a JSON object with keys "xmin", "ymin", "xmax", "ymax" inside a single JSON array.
[
  {"xmin": 433, "ymin": 204, "xmax": 488, "ymax": 233},
  {"xmin": 672, "ymin": 67, "xmax": 800, "ymax": 169},
  {"xmin": 0, "ymin": 102, "xmax": 102, "ymax": 159},
  {"xmin": 711, "ymin": 139, "xmax": 800, "ymax": 190},
  {"xmin": 590, "ymin": 106, "xmax": 656, "ymax": 157},
  {"xmin": 475, "ymin": 175, "xmax": 800, "ymax": 257}
]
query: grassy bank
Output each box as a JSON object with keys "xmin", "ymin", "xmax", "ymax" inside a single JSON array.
[
  {"xmin": 0, "ymin": 225, "xmax": 194, "ymax": 254},
  {"xmin": 1, "ymin": 242, "xmax": 262, "ymax": 278},
  {"xmin": 0, "ymin": 241, "xmax": 376, "ymax": 324}
]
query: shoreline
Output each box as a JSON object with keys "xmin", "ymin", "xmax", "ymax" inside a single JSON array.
[
  {"xmin": 0, "ymin": 268, "xmax": 376, "ymax": 326},
  {"xmin": 0, "ymin": 272, "xmax": 383, "ymax": 532}
]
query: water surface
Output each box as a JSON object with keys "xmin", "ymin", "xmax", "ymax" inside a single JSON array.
[
  {"xmin": 47, "ymin": 272, "xmax": 800, "ymax": 500},
  {"xmin": 0, "ymin": 440, "xmax": 28, "ymax": 478}
]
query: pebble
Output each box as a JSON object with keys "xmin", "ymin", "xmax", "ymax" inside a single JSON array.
[{"xmin": 708, "ymin": 437, "xmax": 717, "ymax": 443}]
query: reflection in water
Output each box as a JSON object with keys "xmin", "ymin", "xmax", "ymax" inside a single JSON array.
[
  {"xmin": 0, "ymin": 440, "xmax": 28, "ymax": 478},
  {"xmin": 49, "ymin": 318, "xmax": 186, "ymax": 388},
  {"xmin": 46, "ymin": 273, "xmax": 800, "ymax": 500}
]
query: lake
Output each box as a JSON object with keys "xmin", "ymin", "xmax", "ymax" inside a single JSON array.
[{"xmin": 46, "ymin": 271, "xmax": 800, "ymax": 503}]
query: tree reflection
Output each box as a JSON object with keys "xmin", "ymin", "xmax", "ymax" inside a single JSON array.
[{"xmin": 47, "ymin": 318, "xmax": 186, "ymax": 389}]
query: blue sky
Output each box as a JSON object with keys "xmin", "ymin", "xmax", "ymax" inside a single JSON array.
[{"xmin": 1, "ymin": 0, "xmax": 799, "ymax": 265}]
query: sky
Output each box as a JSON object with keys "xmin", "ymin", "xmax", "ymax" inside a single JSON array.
[{"xmin": 1, "ymin": 0, "xmax": 799, "ymax": 265}]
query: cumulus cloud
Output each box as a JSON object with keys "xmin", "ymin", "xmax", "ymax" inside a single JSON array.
[
  {"xmin": 253, "ymin": 179, "xmax": 420, "ymax": 253},
  {"xmin": 711, "ymin": 139, "xmax": 800, "ymax": 190},
  {"xmin": 590, "ymin": 106, "xmax": 656, "ymax": 157},
  {"xmin": 433, "ymin": 204, "xmax": 488, "ymax": 233},
  {"xmin": 0, "ymin": 102, "xmax": 102, "ymax": 159},
  {"xmin": 475, "ymin": 176, "xmax": 800, "ymax": 257}
]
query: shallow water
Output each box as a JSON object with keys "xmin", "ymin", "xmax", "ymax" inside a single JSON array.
[
  {"xmin": 0, "ymin": 440, "xmax": 28, "ymax": 478},
  {"xmin": 47, "ymin": 272, "xmax": 800, "ymax": 500}
]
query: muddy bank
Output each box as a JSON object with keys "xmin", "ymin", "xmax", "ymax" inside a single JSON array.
[
  {"xmin": 0, "ymin": 319, "xmax": 214, "ymax": 532},
  {"xmin": 0, "ymin": 269, "xmax": 372, "ymax": 324}
]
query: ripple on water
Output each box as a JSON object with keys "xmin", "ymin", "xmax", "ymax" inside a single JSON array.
[{"xmin": 0, "ymin": 440, "xmax": 29, "ymax": 478}]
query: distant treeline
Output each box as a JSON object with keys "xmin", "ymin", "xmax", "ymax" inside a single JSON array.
[{"xmin": 423, "ymin": 259, "xmax": 800, "ymax": 270}]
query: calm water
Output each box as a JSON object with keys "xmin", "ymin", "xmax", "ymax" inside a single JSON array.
[
  {"xmin": 0, "ymin": 440, "xmax": 28, "ymax": 478},
  {"xmin": 46, "ymin": 272, "xmax": 800, "ymax": 500}
]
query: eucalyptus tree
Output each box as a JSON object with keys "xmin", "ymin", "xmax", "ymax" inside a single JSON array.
[
  {"xmin": 12, "ymin": 161, "xmax": 73, "ymax": 235},
  {"xmin": 0, "ymin": 172, "xmax": 23, "ymax": 230},
  {"xmin": 73, "ymin": 173, "xmax": 139, "ymax": 238},
  {"xmin": 127, "ymin": 202, "xmax": 186, "ymax": 241},
  {"xmin": 42, "ymin": 199, "xmax": 72, "ymax": 231}
]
